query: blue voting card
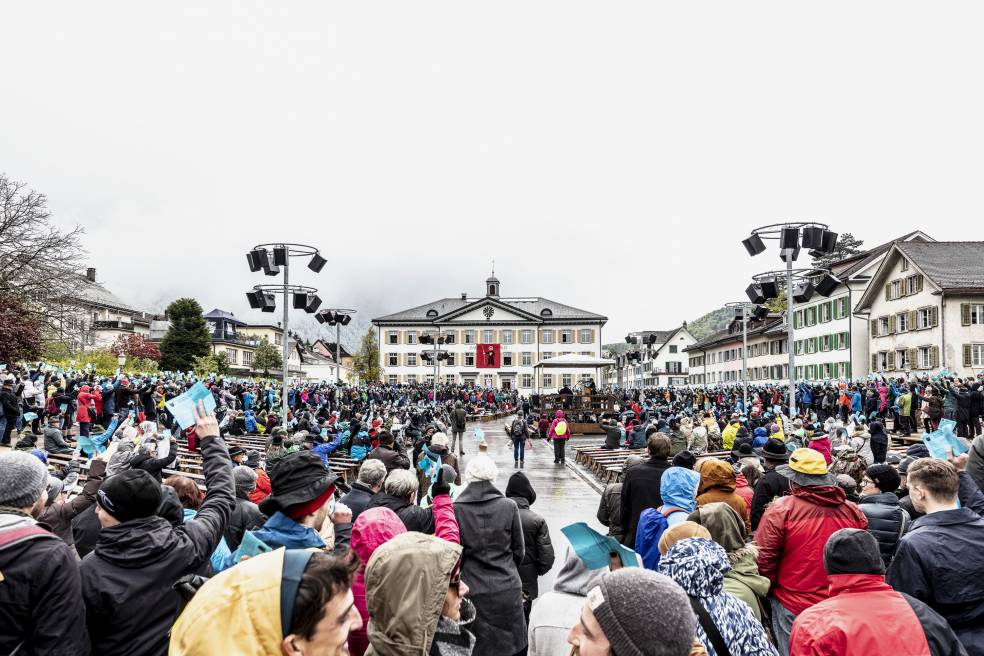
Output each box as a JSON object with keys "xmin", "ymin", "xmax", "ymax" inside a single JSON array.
[
  {"xmin": 562, "ymin": 522, "xmax": 641, "ymax": 569},
  {"xmin": 165, "ymin": 381, "xmax": 216, "ymax": 430}
]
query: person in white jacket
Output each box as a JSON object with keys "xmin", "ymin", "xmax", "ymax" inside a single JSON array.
[{"xmin": 526, "ymin": 546, "xmax": 606, "ymax": 656}]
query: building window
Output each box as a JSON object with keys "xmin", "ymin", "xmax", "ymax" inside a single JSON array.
[
  {"xmin": 407, "ymin": 331, "xmax": 418, "ymax": 345},
  {"xmin": 521, "ymin": 374, "xmax": 532, "ymax": 388},
  {"xmin": 388, "ymin": 375, "xmax": 398, "ymax": 385},
  {"xmin": 543, "ymin": 374, "xmax": 553, "ymax": 388},
  {"xmin": 901, "ymin": 258, "xmax": 909, "ymax": 271},
  {"xmin": 446, "ymin": 374, "xmax": 456, "ymax": 384},
  {"xmin": 896, "ymin": 312, "xmax": 909, "ymax": 333},
  {"xmin": 890, "ymin": 280, "xmax": 902, "ymax": 300},
  {"xmin": 542, "ymin": 352, "xmax": 554, "ymax": 360},
  {"xmin": 918, "ymin": 346, "xmax": 931, "ymax": 369},
  {"xmin": 972, "ymin": 344, "xmax": 984, "ymax": 367},
  {"xmin": 542, "ymin": 330, "xmax": 555, "ymax": 344},
  {"xmin": 521, "ymin": 352, "xmax": 532, "ymax": 366},
  {"xmin": 227, "ymin": 349, "xmax": 238, "ymax": 364},
  {"xmin": 482, "ymin": 329, "xmax": 494, "ymax": 343},
  {"xmin": 562, "ymin": 374, "xmax": 573, "ymax": 387},
  {"xmin": 971, "ymin": 304, "xmax": 984, "ymax": 325},
  {"xmin": 388, "ymin": 331, "xmax": 399, "ymax": 345},
  {"xmin": 579, "ymin": 329, "xmax": 592, "ymax": 344},
  {"xmin": 464, "ymin": 330, "xmax": 475, "ymax": 344},
  {"xmin": 560, "ymin": 330, "xmax": 573, "ymax": 344},
  {"xmin": 820, "ymin": 303, "xmax": 831, "ymax": 323},
  {"xmin": 918, "ymin": 308, "xmax": 932, "ymax": 329},
  {"xmin": 243, "ymin": 351, "xmax": 253, "ymax": 365},
  {"xmin": 407, "ymin": 374, "xmax": 417, "ymax": 384},
  {"xmin": 521, "ymin": 330, "xmax": 533, "ymax": 344},
  {"xmin": 503, "ymin": 352, "xmax": 513, "ymax": 367},
  {"xmin": 667, "ymin": 362, "xmax": 682, "ymax": 374},
  {"xmin": 502, "ymin": 330, "xmax": 514, "ymax": 344},
  {"xmin": 275, "ymin": 333, "xmax": 282, "ymax": 346},
  {"xmin": 444, "ymin": 332, "xmax": 455, "ymax": 344},
  {"xmin": 878, "ymin": 317, "xmax": 890, "ymax": 337},
  {"xmin": 444, "ymin": 353, "xmax": 455, "ymax": 366},
  {"xmin": 388, "ymin": 353, "xmax": 398, "ymax": 366},
  {"xmin": 465, "ymin": 353, "xmax": 475, "ymax": 367},
  {"xmin": 485, "ymin": 374, "xmax": 494, "ymax": 387},
  {"xmin": 895, "ymin": 349, "xmax": 908, "ymax": 369},
  {"xmin": 407, "ymin": 353, "xmax": 417, "ymax": 366},
  {"xmin": 837, "ymin": 332, "xmax": 848, "ymax": 349},
  {"xmin": 821, "ymin": 335, "xmax": 831, "ymax": 352},
  {"xmin": 669, "ymin": 345, "xmax": 678, "ymax": 353}
]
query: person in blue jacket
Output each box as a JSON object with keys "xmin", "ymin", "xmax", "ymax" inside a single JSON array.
[{"xmin": 634, "ymin": 466, "xmax": 701, "ymax": 570}]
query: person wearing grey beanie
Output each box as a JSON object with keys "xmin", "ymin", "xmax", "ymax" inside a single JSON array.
[
  {"xmin": 224, "ymin": 465, "xmax": 266, "ymax": 551},
  {"xmin": 567, "ymin": 568, "xmax": 697, "ymax": 656},
  {"xmin": 0, "ymin": 451, "xmax": 91, "ymax": 654}
]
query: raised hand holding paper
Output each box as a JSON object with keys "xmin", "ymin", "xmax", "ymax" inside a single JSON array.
[{"xmin": 165, "ymin": 382, "xmax": 216, "ymax": 430}]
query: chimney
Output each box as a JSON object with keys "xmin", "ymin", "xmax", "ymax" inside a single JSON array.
[
  {"xmin": 461, "ymin": 293, "xmax": 467, "ymax": 301},
  {"xmin": 86, "ymin": 267, "xmax": 96, "ymax": 283}
]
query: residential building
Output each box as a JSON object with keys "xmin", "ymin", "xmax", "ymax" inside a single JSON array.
[
  {"xmin": 855, "ymin": 241, "xmax": 984, "ymax": 375},
  {"xmin": 789, "ymin": 231, "xmax": 932, "ymax": 381},
  {"xmin": 313, "ymin": 339, "xmax": 356, "ymax": 380},
  {"xmin": 371, "ymin": 275, "xmax": 607, "ymax": 391},
  {"xmin": 685, "ymin": 314, "xmax": 789, "ymax": 385},
  {"xmin": 204, "ymin": 309, "xmax": 303, "ymax": 378},
  {"xmin": 604, "ymin": 325, "xmax": 695, "ymax": 388}
]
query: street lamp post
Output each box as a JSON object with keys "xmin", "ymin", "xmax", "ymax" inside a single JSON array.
[
  {"xmin": 245, "ymin": 242, "xmax": 327, "ymax": 420},
  {"xmin": 724, "ymin": 302, "xmax": 751, "ymax": 412},
  {"xmin": 742, "ymin": 223, "xmax": 841, "ymax": 418}
]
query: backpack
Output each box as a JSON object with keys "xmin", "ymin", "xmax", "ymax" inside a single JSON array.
[
  {"xmin": 46, "ymin": 396, "xmax": 58, "ymax": 415},
  {"xmin": 830, "ymin": 447, "xmax": 868, "ymax": 485},
  {"xmin": 634, "ymin": 506, "xmax": 687, "ymax": 570},
  {"xmin": 511, "ymin": 420, "xmax": 525, "ymax": 440},
  {"xmin": 554, "ymin": 421, "xmax": 568, "ymax": 437}
]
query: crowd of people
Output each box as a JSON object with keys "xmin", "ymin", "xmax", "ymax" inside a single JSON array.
[{"xmin": 4, "ymin": 361, "xmax": 984, "ymax": 655}]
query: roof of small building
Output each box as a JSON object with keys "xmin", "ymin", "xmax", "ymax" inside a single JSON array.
[
  {"xmin": 897, "ymin": 241, "xmax": 984, "ymax": 290},
  {"xmin": 204, "ymin": 308, "xmax": 247, "ymax": 325}
]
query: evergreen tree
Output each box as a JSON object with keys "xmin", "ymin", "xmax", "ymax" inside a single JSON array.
[
  {"xmin": 160, "ymin": 298, "xmax": 212, "ymax": 372},
  {"xmin": 353, "ymin": 327, "xmax": 381, "ymax": 383},
  {"xmin": 253, "ymin": 338, "xmax": 282, "ymax": 376},
  {"xmin": 811, "ymin": 232, "xmax": 865, "ymax": 269}
]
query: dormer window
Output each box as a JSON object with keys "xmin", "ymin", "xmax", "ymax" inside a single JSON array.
[
  {"xmin": 540, "ymin": 308, "xmax": 553, "ymax": 317},
  {"xmin": 426, "ymin": 309, "xmax": 438, "ymax": 318}
]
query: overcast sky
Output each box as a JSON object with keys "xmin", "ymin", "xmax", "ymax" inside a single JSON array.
[{"xmin": 2, "ymin": 2, "xmax": 980, "ymax": 346}]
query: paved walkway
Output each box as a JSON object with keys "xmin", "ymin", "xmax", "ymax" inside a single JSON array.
[{"xmin": 457, "ymin": 419, "xmax": 605, "ymax": 593}]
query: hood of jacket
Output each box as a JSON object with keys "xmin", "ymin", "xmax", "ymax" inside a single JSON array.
[
  {"xmin": 554, "ymin": 410, "xmax": 565, "ymax": 419},
  {"xmin": 455, "ymin": 479, "xmax": 504, "ymax": 505},
  {"xmin": 697, "ymin": 458, "xmax": 737, "ymax": 495},
  {"xmin": 727, "ymin": 547, "xmax": 770, "ymax": 597},
  {"xmin": 791, "ymin": 483, "xmax": 847, "ymax": 507},
  {"xmin": 659, "ymin": 536, "xmax": 731, "ymax": 599},
  {"xmin": 659, "ymin": 467, "xmax": 700, "ymax": 512},
  {"xmin": 170, "ymin": 547, "xmax": 285, "ymax": 656},
  {"xmin": 688, "ymin": 501, "xmax": 746, "ymax": 553},
  {"xmin": 365, "ymin": 531, "xmax": 463, "ymax": 654},
  {"xmin": 94, "ymin": 515, "xmax": 180, "ymax": 567},
  {"xmin": 352, "ymin": 507, "xmax": 406, "ymax": 567},
  {"xmin": 505, "ymin": 471, "xmax": 536, "ymax": 505},
  {"xmin": 552, "ymin": 546, "xmax": 606, "ymax": 596}
]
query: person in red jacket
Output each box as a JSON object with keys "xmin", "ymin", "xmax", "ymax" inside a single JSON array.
[
  {"xmin": 75, "ymin": 385, "xmax": 102, "ymax": 440},
  {"xmin": 754, "ymin": 447, "xmax": 868, "ymax": 656},
  {"xmin": 790, "ymin": 528, "xmax": 966, "ymax": 656}
]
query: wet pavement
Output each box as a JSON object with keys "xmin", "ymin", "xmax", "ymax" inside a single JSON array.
[{"xmin": 457, "ymin": 420, "xmax": 606, "ymax": 593}]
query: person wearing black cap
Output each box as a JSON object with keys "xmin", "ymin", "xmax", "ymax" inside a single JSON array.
[
  {"xmin": 858, "ymin": 464, "xmax": 910, "ymax": 567},
  {"xmin": 750, "ymin": 437, "xmax": 791, "ymax": 530},
  {"xmin": 790, "ymin": 528, "xmax": 967, "ymax": 655},
  {"xmin": 80, "ymin": 402, "xmax": 235, "ymax": 656}
]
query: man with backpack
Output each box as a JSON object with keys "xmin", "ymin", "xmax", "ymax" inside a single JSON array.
[
  {"xmin": 450, "ymin": 400, "xmax": 468, "ymax": 456},
  {"xmin": 509, "ymin": 414, "xmax": 530, "ymax": 468}
]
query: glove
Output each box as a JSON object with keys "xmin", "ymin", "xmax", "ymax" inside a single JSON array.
[{"xmin": 431, "ymin": 477, "xmax": 451, "ymax": 498}]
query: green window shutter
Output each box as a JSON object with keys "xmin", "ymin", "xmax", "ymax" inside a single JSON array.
[
  {"xmin": 845, "ymin": 331, "xmax": 850, "ymax": 349},
  {"xmin": 872, "ymin": 354, "xmax": 878, "ymax": 372},
  {"xmin": 842, "ymin": 297, "xmax": 850, "ymax": 317},
  {"xmin": 964, "ymin": 344, "xmax": 973, "ymax": 367},
  {"xmin": 931, "ymin": 306, "xmax": 939, "ymax": 327},
  {"xmin": 962, "ymin": 304, "xmax": 971, "ymax": 326}
]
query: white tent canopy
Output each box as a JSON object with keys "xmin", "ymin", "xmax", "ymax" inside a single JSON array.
[{"xmin": 533, "ymin": 353, "xmax": 615, "ymax": 369}]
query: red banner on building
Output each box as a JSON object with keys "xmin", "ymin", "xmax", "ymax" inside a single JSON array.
[{"xmin": 476, "ymin": 343, "xmax": 501, "ymax": 368}]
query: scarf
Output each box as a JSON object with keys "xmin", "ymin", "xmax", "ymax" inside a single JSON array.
[{"xmin": 428, "ymin": 598, "xmax": 476, "ymax": 656}]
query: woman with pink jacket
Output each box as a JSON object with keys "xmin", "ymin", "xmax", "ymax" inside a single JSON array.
[{"xmin": 548, "ymin": 409, "xmax": 570, "ymax": 464}]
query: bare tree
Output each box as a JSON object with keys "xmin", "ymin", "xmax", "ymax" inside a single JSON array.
[{"xmin": 0, "ymin": 173, "xmax": 90, "ymax": 346}]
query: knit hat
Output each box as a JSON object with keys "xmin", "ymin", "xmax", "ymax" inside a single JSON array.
[
  {"xmin": 658, "ymin": 521, "xmax": 711, "ymax": 556},
  {"xmin": 97, "ymin": 469, "xmax": 163, "ymax": 523},
  {"xmin": 233, "ymin": 465, "xmax": 258, "ymax": 497},
  {"xmin": 824, "ymin": 528, "xmax": 884, "ymax": 575},
  {"xmin": 464, "ymin": 454, "xmax": 498, "ymax": 484},
  {"xmin": 866, "ymin": 464, "xmax": 901, "ymax": 493},
  {"xmin": 586, "ymin": 569, "xmax": 695, "ymax": 656},
  {"xmin": 0, "ymin": 451, "xmax": 49, "ymax": 508},
  {"xmin": 431, "ymin": 432, "xmax": 449, "ymax": 448},
  {"xmin": 671, "ymin": 451, "xmax": 696, "ymax": 470}
]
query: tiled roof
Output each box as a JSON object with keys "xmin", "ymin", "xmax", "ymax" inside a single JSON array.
[
  {"xmin": 897, "ymin": 241, "xmax": 984, "ymax": 290},
  {"xmin": 831, "ymin": 231, "xmax": 932, "ymax": 279},
  {"xmin": 374, "ymin": 296, "xmax": 607, "ymax": 322},
  {"xmin": 204, "ymin": 308, "xmax": 247, "ymax": 325},
  {"xmin": 685, "ymin": 317, "xmax": 784, "ymax": 350},
  {"xmin": 74, "ymin": 277, "xmax": 135, "ymax": 312}
]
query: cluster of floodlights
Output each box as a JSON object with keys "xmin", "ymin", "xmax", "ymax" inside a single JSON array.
[
  {"xmin": 420, "ymin": 334, "xmax": 451, "ymax": 362},
  {"xmin": 743, "ymin": 225, "xmax": 841, "ymax": 305},
  {"xmin": 315, "ymin": 310, "xmax": 353, "ymax": 326},
  {"xmin": 246, "ymin": 246, "xmax": 327, "ymax": 276}
]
